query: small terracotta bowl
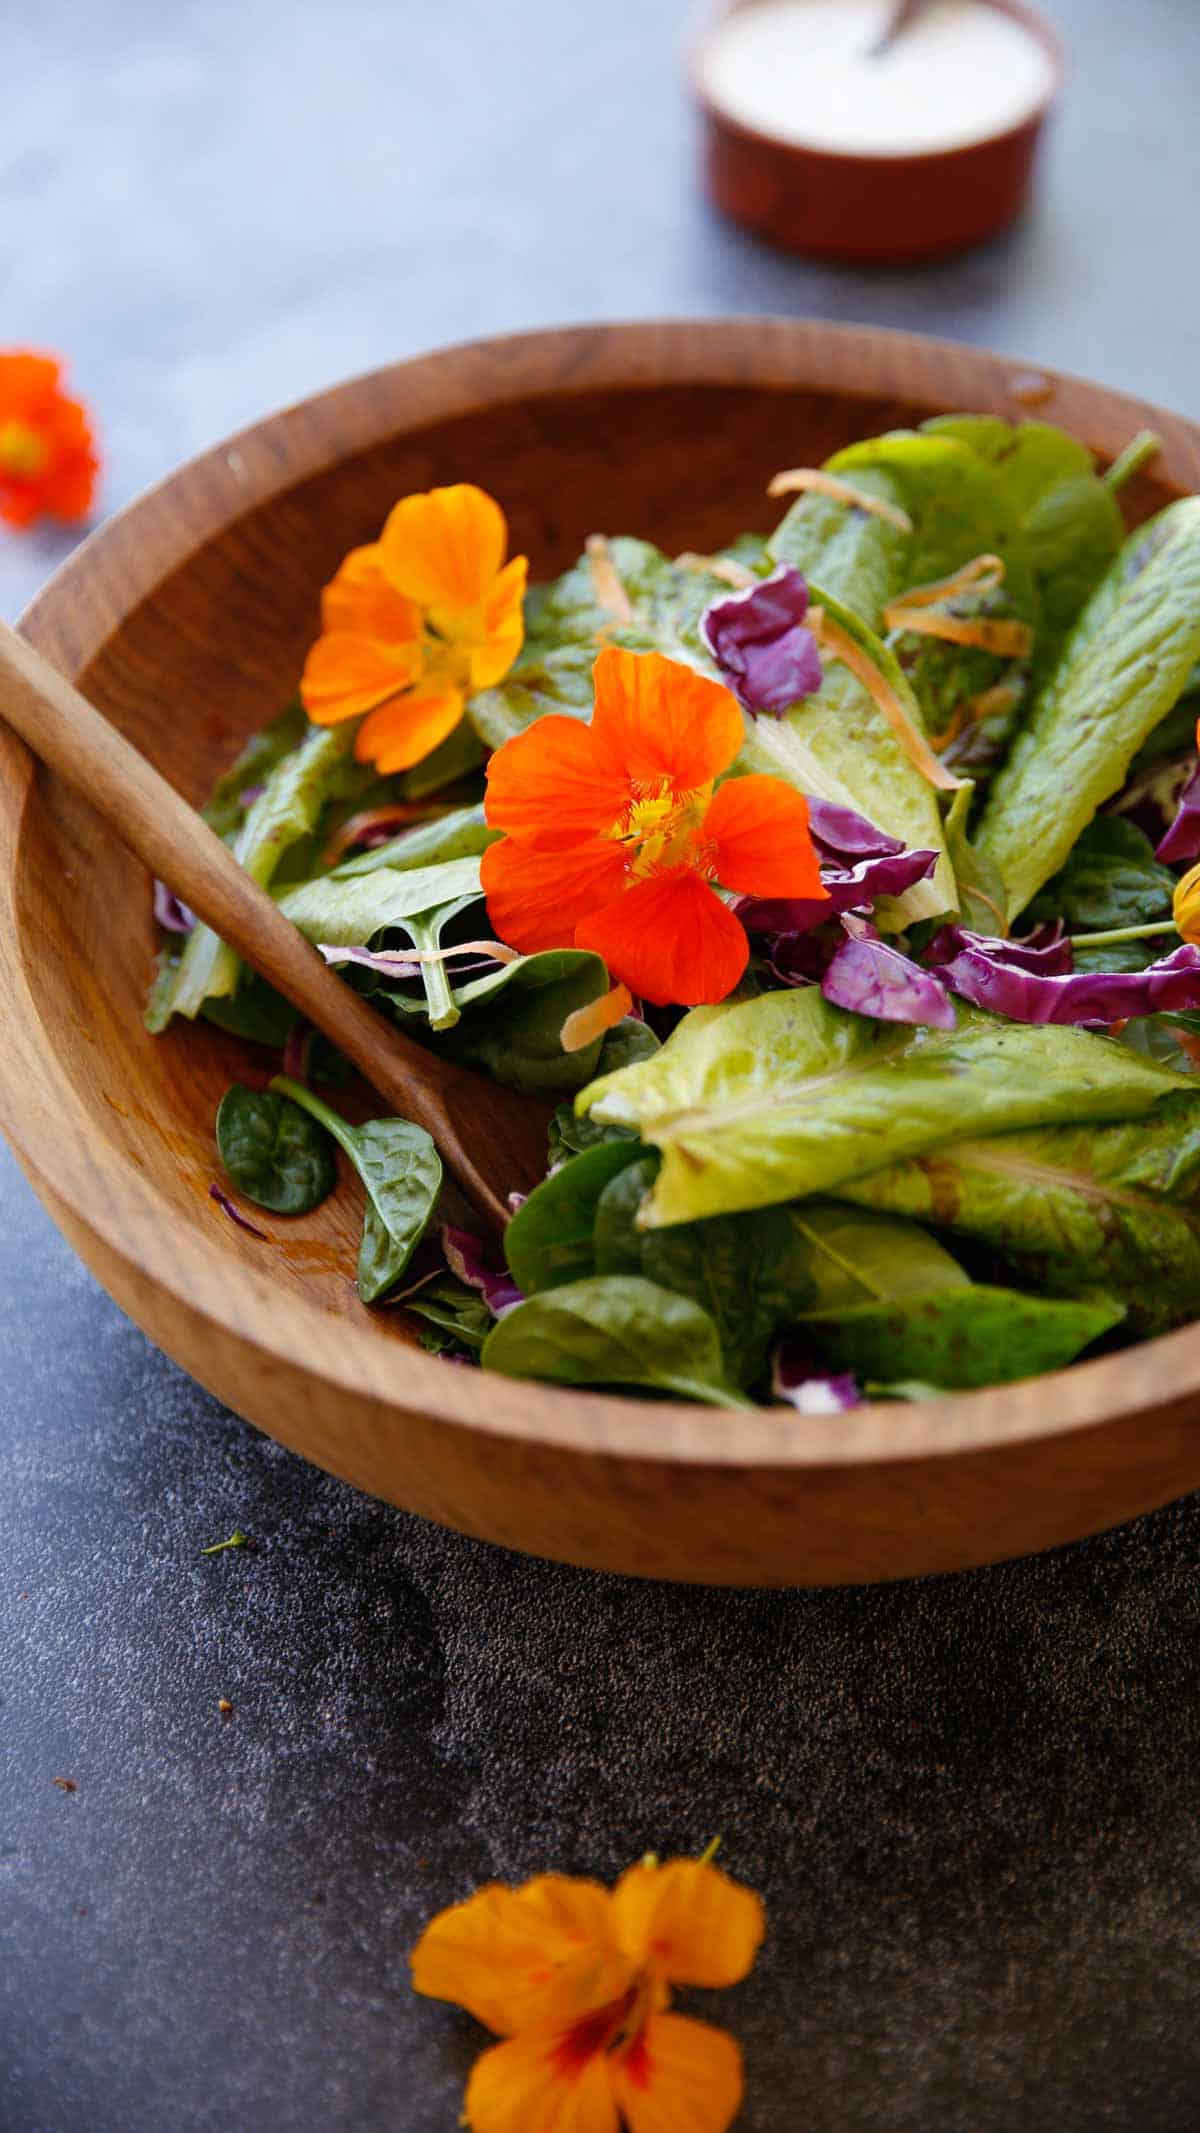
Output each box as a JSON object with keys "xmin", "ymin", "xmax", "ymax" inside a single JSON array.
[
  {"xmin": 2, "ymin": 321, "xmax": 1197, "ymax": 1588},
  {"xmin": 694, "ymin": 0, "xmax": 1063, "ymax": 263}
]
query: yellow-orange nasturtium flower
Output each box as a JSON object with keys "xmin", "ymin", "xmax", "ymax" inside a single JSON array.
[
  {"xmin": 1174, "ymin": 860, "xmax": 1200, "ymax": 944},
  {"xmin": 411, "ymin": 1850, "xmax": 765, "ymax": 2133},
  {"xmin": 300, "ymin": 483, "xmax": 527, "ymax": 774}
]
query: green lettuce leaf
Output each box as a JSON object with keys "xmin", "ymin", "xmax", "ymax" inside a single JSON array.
[
  {"xmin": 737, "ymin": 579, "xmax": 954, "ymax": 926},
  {"xmin": 278, "ymin": 855, "xmax": 483, "ymax": 1029},
  {"xmin": 578, "ymin": 988, "xmax": 1186, "ymax": 1228},
  {"xmin": 976, "ymin": 499, "xmax": 1200, "ymax": 920},
  {"xmin": 767, "ymin": 466, "xmax": 911, "ymax": 622},
  {"xmin": 841, "ymin": 1091, "xmax": 1200, "ymax": 1333},
  {"xmin": 435, "ymin": 949, "xmax": 610, "ymax": 1095},
  {"xmin": 148, "ymin": 720, "xmax": 360, "ymax": 1030}
]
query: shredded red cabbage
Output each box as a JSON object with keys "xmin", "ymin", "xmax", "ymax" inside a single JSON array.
[
  {"xmin": 822, "ymin": 928, "xmax": 957, "ymax": 1029},
  {"xmin": 441, "ymin": 1224, "xmax": 525, "ymax": 1317},
  {"xmin": 929, "ymin": 929, "xmax": 1200, "ymax": 1025},
  {"xmin": 772, "ymin": 1344, "xmax": 862, "ymax": 1413},
  {"xmin": 209, "ymin": 1183, "xmax": 269, "ymax": 1240},
  {"xmin": 701, "ymin": 566, "xmax": 823, "ymax": 717},
  {"xmin": 1156, "ymin": 761, "xmax": 1200, "ymax": 862},
  {"xmin": 153, "ymin": 880, "xmax": 196, "ymax": 935}
]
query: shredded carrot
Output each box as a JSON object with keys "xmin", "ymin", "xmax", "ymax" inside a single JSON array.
[
  {"xmin": 674, "ymin": 550, "xmax": 757, "ymax": 589},
  {"xmin": 560, "ymin": 983, "xmax": 634, "ymax": 1054},
  {"xmin": 928, "ymin": 680, "xmax": 1023, "ymax": 755},
  {"xmin": 321, "ymin": 802, "xmax": 452, "ymax": 867},
  {"xmin": 808, "ymin": 609, "xmax": 963, "ymax": 792},
  {"xmin": 586, "ymin": 534, "xmax": 634, "ymax": 623},
  {"xmin": 882, "ymin": 608, "xmax": 1034, "ymax": 659},
  {"xmin": 888, "ymin": 555, "xmax": 1006, "ymax": 609},
  {"xmin": 766, "ymin": 467, "xmax": 913, "ymax": 532}
]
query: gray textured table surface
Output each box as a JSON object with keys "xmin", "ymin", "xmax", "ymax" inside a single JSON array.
[{"xmin": 4, "ymin": 4, "xmax": 1200, "ymax": 2129}]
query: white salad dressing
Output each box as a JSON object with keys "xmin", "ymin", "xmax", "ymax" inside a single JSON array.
[{"xmin": 699, "ymin": 0, "xmax": 1056, "ymax": 158}]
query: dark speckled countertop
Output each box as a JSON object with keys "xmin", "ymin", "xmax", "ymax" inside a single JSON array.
[{"xmin": 3, "ymin": 4, "xmax": 1200, "ymax": 2127}]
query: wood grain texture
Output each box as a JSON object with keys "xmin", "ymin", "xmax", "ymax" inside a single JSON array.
[
  {"xmin": 4, "ymin": 318, "xmax": 1200, "ymax": 1587},
  {"xmin": 0, "ymin": 622, "xmax": 544, "ymax": 1231}
]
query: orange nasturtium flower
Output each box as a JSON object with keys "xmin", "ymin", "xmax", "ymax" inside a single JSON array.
[
  {"xmin": 0, "ymin": 351, "xmax": 98, "ymax": 531},
  {"xmin": 481, "ymin": 646, "xmax": 826, "ymax": 1006},
  {"xmin": 300, "ymin": 483, "xmax": 527, "ymax": 774},
  {"xmin": 411, "ymin": 1850, "xmax": 765, "ymax": 2133}
]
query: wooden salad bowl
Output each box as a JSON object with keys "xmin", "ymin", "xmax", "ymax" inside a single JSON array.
[{"xmin": 4, "ymin": 319, "xmax": 1200, "ymax": 1588}]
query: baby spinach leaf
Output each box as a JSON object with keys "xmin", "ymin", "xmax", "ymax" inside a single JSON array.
[
  {"xmin": 481, "ymin": 1275, "xmax": 754, "ymax": 1408},
  {"xmin": 215, "ymin": 1084, "xmax": 337, "ymax": 1215},
  {"xmin": 977, "ymin": 499, "xmax": 1200, "ymax": 920},
  {"xmin": 201, "ymin": 974, "xmax": 299, "ymax": 1048},
  {"xmin": 504, "ymin": 1139, "xmax": 649, "ymax": 1293},
  {"xmin": 269, "ymin": 1076, "xmax": 441, "ymax": 1302},
  {"xmin": 404, "ymin": 1275, "xmax": 492, "ymax": 1355},
  {"xmin": 279, "ymin": 855, "xmax": 484, "ymax": 1030},
  {"xmin": 841, "ymin": 1091, "xmax": 1200, "ymax": 1334},
  {"xmin": 149, "ymin": 720, "xmax": 361, "ymax": 1031},
  {"xmin": 592, "ymin": 1158, "xmax": 819, "ymax": 1389},
  {"xmin": 437, "ymin": 948, "xmax": 611, "ymax": 1094},
  {"xmin": 1028, "ymin": 817, "xmax": 1175, "ymax": 931},
  {"xmin": 546, "ymin": 1019, "xmax": 659, "ymax": 1165},
  {"xmin": 795, "ymin": 1283, "xmax": 1125, "ymax": 1391},
  {"xmin": 827, "ymin": 430, "xmax": 1022, "ymax": 589},
  {"xmin": 579, "ymin": 987, "xmax": 1186, "ymax": 1228}
]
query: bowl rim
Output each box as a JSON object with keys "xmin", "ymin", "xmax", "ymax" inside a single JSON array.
[
  {"xmin": 689, "ymin": 0, "xmax": 1065, "ymax": 169},
  {"xmin": 6, "ymin": 315, "xmax": 1199, "ymax": 1476}
]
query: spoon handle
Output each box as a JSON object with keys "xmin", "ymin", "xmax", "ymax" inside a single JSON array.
[
  {"xmin": 0, "ymin": 622, "xmax": 518, "ymax": 1230},
  {"xmin": 868, "ymin": 0, "xmax": 933, "ymax": 57}
]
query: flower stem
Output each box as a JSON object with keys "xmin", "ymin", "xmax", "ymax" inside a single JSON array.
[
  {"xmin": 1103, "ymin": 429, "xmax": 1162, "ymax": 493},
  {"xmin": 1069, "ymin": 920, "xmax": 1178, "ymax": 949}
]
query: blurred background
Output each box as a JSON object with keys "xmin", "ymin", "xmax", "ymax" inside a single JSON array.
[{"xmin": 3, "ymin": 0, "xmax": 1198, "ymax": 616}]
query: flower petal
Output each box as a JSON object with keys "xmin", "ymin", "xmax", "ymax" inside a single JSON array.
[
  {"xmin": 612, "ymin": 1860, "xmax": 765, "ymax": 1988},
  {"xmin": 703, "ymin": 776, "xmax": 826, "ymax": 900},
  {"xmin": 466, "ymin": 2026, "xmax": 621, "ymax": 2133},
  {"xmin": 484, "ymin": 715, "xmax": 625, "ymax": 847},
  {"xmin": 356, "ymin": 687, "xmax": 463, "ymax": 773},
  {"xmin": 379, "ymin": 483, "xmax": 509, "ymax": 613},
  {"xmin": 300, "ymin": 630, "xmax": 423, "ymax": 726},
  {"xmin": 471, "ymin": 553, "xmax": 529, "ymax": 688},
  {"xmin": 481, "ymin": 834, "xmax": 629, "ymax": 955},
  {"xmin": 612, "ymin": 2013, "xmax": 744, "ymax": 2133},
  {"xmin": 590, "ymin": 649, "xmax": 744, "ymax": 793},
  {"xmin": 321, "ymin": 542, "xmax": 423, "ymax": 642},
  {"xmin": 576, "ymin": 873, "xmax": 749, "ymax": 1007},
  {"xmin": 411, "ymin": 1875, "xmax": 626, "ymax": 2037}
]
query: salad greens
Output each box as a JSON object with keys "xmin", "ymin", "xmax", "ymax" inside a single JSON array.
[{"xmin": 156, "ymin": 406, "xmax": 1200, "ymax": 1413}]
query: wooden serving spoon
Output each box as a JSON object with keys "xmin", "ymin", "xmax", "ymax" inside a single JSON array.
[{"xmin": 0, "ymin": 622, "xmax": 552, "ymax": 1233}]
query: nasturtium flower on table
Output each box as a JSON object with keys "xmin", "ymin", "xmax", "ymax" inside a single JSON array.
[
  {"xmin": 301, "ymin": 483, "xmax": 527, "ymax": 773},
  {"xmin": 411, "ymin": 1848, "xmax": 765, "ymax": 2133},
  {"xmin": 481, "ymin": 646, "xmax": 826, "ymax": 1006},
  {"xmin": 0, "ymin": 351, "xmax": 98, "ymax": 531}
]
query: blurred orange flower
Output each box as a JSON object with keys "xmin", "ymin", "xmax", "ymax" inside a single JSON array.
[
  {"xmin": 301, "ymin": 483, "xmax": 527, "ymax": 773},
  {"xmin": 481, "ymin": 646, "xmax": 825, "ymax": 1005},
  {"xmin": 411, "ymin": 1849, "xmax": 765, "ymax": 2133},
  {"xmin": 0, "ymin": 352, "xmax": 98, "ymax": 531}
]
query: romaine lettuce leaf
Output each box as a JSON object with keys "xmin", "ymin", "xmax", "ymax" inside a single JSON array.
[{"xmin": 578, "ymin": 987, "xmax": 1187, "ymax": 1227}]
